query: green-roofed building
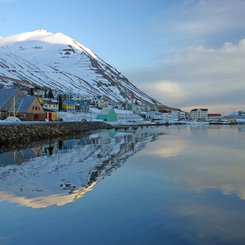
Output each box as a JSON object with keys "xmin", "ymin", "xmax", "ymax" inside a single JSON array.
[{"xmin": 96, "ymin": 107, "xmax": 118, "ymax": 122}]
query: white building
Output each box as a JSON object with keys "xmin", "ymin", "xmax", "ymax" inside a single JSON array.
[
  {"xmin": 114, "ymin": 109, "xmax": 144, "ymax": 123},
  {"xmin": 171, "ymin": 111, "xmax": 180, "ymax": 120},
  {"xmin": 42, "ymin": 99, "xmax": 59, "ymax": 112},
  {"xmin": 92, "ymin": 96, "xmax": 109, "ymax": 109},
  {"xmin": 190, "ymin": 108, "xmax": 208, "ymax": 120},
  {"xmin": 178, "ymin": 111, "xmax": 188, "ymax": 120},
  {"xmin": 145, "ymin": 111, "xmax": 165, "ymax": 120}
]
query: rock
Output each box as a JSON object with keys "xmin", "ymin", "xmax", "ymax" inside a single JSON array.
[{"xmin": 0, "ymin": 121, "xmax": 113, "ymax": 151}]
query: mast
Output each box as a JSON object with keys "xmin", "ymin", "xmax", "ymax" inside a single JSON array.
[{"xmin": 13, "ymin": 96, "xmax": 15, "ymax": 116}]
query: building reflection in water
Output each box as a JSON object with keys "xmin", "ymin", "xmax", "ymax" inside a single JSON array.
[{"xmin": 0, "ymin": 127, "xmax": 163, "ymax": 208}]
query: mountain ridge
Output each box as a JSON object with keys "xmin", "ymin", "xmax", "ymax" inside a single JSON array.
[{"xmin": 0, "ymin": 29, "xmax": 170, "ymax": 108}]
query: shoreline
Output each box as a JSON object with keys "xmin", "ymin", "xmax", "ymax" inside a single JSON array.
[
  {"xmin": 0, "ymin": 121, "xmax": 244, "ymax": 152},
  {"xmin": 0, "ymin": 121, "xmax": 113, "ymax": 152}
]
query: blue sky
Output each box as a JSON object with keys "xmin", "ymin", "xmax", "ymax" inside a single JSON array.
[{"xmin": 1, "ymin": 0, "xmax": 245, "ymax": 113}]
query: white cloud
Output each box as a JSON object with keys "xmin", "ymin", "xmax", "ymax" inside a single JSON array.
[
  {"xmin": 144, "ymin": 136, "xmax": 186, "ymax": 158},
  {"xmin": 154, "ymin": 0, "xmax": 245, "ymax": 38},
  {"xmin": 140, "ymin": 80, "xmax": 187, "ymax": 106},
  {"xmin": 127, "ymin": 38, "xmax": 245, "ymax": 113},
  {"xmin": 142, "ymin": 130, "xmax": 245, "ymax": 202}
]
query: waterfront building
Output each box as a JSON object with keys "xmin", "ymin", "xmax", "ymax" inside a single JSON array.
[
  {"xmin": 190, "ymin": 108, "xmax": 208, "ymax": 120},
  {"xmin": 145, "ymin": 111, "xmax": 165, "ymax": 120},
  {"xmin": 0, "ymin": 89, "xmax": 45, "ymax": 120},
  {"xmin": 42, "ymin": 99, "xmax": 59, "ymax": 112},
  {"xmin": 207, "ymin": 113, "xmax": 222, "ymax": 120},
  {"xmin": 96, "ymin": 107, "xmax": 118, "ymax": 122},
  {"xmin": 15, "ymin": 95, "xmax": 46, "ymax": 121}
]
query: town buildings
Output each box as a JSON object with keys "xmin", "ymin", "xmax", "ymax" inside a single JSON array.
[{"xmin": 1, "ymin": 86, "xmax": 233, "ymax": 123}]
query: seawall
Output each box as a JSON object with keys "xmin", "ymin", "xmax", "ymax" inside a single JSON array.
[{"xmin": 0, "ymin": 121, "xmax": 113, "ymax": 151}]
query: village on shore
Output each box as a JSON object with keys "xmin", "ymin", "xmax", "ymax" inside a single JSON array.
[{"xmin": 0, "ymin": 86, "xmax": 244, "ymax": 125}]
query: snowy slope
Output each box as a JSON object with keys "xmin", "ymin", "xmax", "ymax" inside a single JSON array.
[{"xmin": 0, "ymin": 29, "xmax": 165, "ymax": 106}]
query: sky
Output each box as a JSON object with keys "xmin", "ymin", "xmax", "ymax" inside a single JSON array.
[{"xmin": 0, "ymin": 0, "xmax": 245, "ymax": 114}]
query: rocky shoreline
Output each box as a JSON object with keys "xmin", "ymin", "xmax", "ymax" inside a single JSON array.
[{"xmin": 0, "ymin": 122, "xmax": 113, "ymax": 151}]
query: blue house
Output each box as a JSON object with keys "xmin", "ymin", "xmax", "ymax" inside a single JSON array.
[{"xmin": 76, "ymin": 99, "xmax": 90, "ymax": 113}]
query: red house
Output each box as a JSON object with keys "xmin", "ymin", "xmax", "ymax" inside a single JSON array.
[{"xmin": 208, "ymin": 113, "xmax": 222, "ymax": 120}]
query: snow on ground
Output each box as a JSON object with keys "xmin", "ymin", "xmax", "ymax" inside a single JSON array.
[
  {"xmin": 58, "ymin": 109, "xmax": 145, "ymax": 125},
  {"xmin": 58, "ymin": 111, "xmax": 98, "ymax": 122}
]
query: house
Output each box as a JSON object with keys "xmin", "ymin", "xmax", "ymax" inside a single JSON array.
[
  {"xmin": 132, "ymin": 103, "xmax": 143, "ymax": 114},
  {"xmin": 42, "ymin": 99, "xmax": 59, "ymax": 112},
  {"xmin": 159, "ymin": 108, "xmax": 171, "ymax": 113},
  {"xmin": 145, "ymin": 111, "xmax": 165, "ymax": 120},
  {"xmin": 62, "ymin": 100, "xmax": 75, "ymax": 112},
  {"xmin": 190, "ymin": 108, "xmax": 208, "ymax": 120},
  {"xmin": 75, "ymin": 99, "xmax": 90, "ymax": 113},
  {"xmin": 0, "ymin": 88, "xmax": 45, "ymax": 121},
  {"xmin": 226, "ymin": 111, "xmax": 245, "ymax": 122},
  {"xmin": 170, "ymin": 111, "xmax": 179, "ymax": 120},
  {"xmin": 45, "ymin": 111, "xmax": 57, "ymax": 121},
  {"xmin": 33, "ymin": 89, "xmax": 46, "ymax": 97},
  {"xmin": 170, "ymin": 110, "xmax": 187, "ymax": 120},
  {"xmin": 179, "ymin": 111, "xmax": 188, "ymax": 120},
  {"xmin": 0, "ymin": 89, "xmax": 23, "ymax": 119},
  {"xmin": 207, "ymin": 113, "xmax": 222, "ymax": 120},
  {"xmin": 15, "ymin": 96, "xmax": 45, "ymax": 121},
  {"xmin": 130, "ymin": 93, "xmax": 136, "ymax": 104},
  {"xmin": 237, "ymin": 111, "xmax": 245, "ymax": 116},
  {"xmin": 96, "ymin": 107, "xmax": 118, "ymax": 122},
  {"xmin": 71, "ymin": 94, "xmax": 86, "ymax": 101},
  {"xmin": 114, "ymin": 109, "xmax": 144, "ymax": 122},
  {"xmin": 92, "ymin": 96, "xmax": 109, "ymax": 109}
]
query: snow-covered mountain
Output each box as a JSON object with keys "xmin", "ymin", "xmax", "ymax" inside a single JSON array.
[{"xmin": 0, "ymin": 29, "xmax": 165, "ymax": 107}]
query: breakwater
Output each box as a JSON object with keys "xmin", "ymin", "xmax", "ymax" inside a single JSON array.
[{"xmin": 0, "ymin": 121, "xmax": 113, "ymax": 151}]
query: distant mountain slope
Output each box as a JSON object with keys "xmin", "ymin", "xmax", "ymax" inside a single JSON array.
[{"xmin": 0, "ymin": 29, "xmax": 167, "ymax": 107}]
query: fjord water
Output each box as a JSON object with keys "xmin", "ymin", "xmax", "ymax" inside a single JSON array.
[{"xmin": 0, "ymin": 125, "xmax": 245, "ymax": 245}]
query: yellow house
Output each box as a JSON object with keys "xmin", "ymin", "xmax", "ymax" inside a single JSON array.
[{"xmin": 62, "ymin": 100, "xmax": 75, "ymax": 112}]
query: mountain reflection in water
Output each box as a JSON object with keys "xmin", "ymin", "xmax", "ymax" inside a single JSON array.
[{"xmin": 0, "ymin": 128, "xmax": 163, "ymax": 208}]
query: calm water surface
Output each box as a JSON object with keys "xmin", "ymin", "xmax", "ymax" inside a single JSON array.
[{"xmin": 0, "ymin": 125, "xmax": 245, "ymax": 245}]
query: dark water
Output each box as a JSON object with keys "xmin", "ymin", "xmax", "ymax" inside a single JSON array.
[{"xmin": 0, "ymin": 125, "xmax": 245, "ymax": 245}]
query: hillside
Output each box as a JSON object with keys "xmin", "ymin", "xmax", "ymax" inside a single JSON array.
[{"xmin": 0, "ymin": 29, "xmax": 168, "ymax": 108}]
